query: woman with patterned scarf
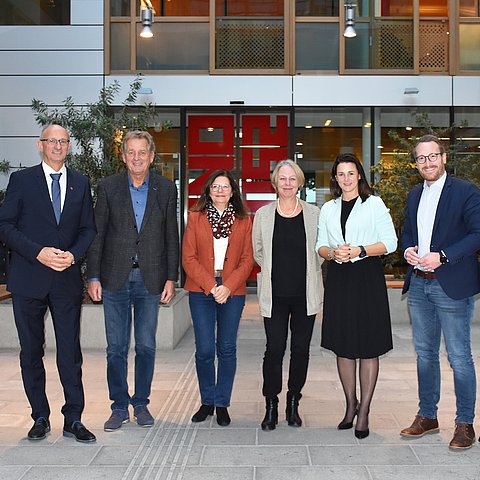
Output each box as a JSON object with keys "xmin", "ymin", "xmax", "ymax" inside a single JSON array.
[{"xmin": 183, "ymin": 169, "xmax": 254, "ymax": 427}]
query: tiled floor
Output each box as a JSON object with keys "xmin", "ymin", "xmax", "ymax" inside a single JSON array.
[{"xmin": 1, "ymin": 295, "xmax": 480, "ymax": 479}]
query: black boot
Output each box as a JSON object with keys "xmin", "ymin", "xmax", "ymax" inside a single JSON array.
[
  {"xmin": 286, "ymin": 392, "xmax": 302, "ymax": 427},
  {"xmin": 261, "ymin": 397, "xmax": 278, "ymax": 431}
]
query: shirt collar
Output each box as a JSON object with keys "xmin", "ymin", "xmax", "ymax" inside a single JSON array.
[
  {"xmin": 42, "ymin": 161, "xmax": 66, "ymax": 177},
  {"xmin": 128, "ymin": 173, "xmax": 149, "ymax": 188},
  {"xmin": 423, "ymin": 171, "xmax": 447, "ymax": 192}
]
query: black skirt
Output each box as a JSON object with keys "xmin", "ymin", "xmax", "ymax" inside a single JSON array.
[{"xmin": 321, "ymin": 256, "xmax": 393, "ymax": 359}]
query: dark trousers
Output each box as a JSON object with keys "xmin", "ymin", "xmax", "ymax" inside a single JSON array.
[
  {"xmin": 262, "ymin": 298, "xmax": 316, "ymax": 398},
  {"xmin": 12, "ymin": 287, "xmax": 84, "ymax": 423}
]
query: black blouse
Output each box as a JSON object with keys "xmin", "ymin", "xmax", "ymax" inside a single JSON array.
[{"xmin": 271, "ymin": 210, "xmax": 307, "ymax": 299}]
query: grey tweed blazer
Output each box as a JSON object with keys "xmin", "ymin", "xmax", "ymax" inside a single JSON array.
[{"xmin": 87, "ymin": 171, "xmax": 179, "ymax": 294}]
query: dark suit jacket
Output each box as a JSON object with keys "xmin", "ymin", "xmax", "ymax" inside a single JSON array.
[
  {"xmin": 0, "ymin": 164, "xmax": 96, "ymax": 299},
  {"xmin": 402, "ymin": 175, "xmax": 480, "ymax": 300},
  {"xmin": 87, "ymin": 171, "xmax": 179, "ymax": 295},
  {"xmin": 182, "ymin": 211, "xmax": 254, "ymax": 296}
]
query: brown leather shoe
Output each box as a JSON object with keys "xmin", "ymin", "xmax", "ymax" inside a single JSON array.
[
  {"xmin": 400, "ymin": 415, "xmax": 439, "ymax": 437},
  {"xmin": 449, "ymin": 423, "xmax": 475, "ymax": 450}
]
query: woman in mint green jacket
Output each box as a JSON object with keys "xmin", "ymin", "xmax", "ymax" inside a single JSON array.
[{"xmin": 316, "ymin": 153, "xmax": 397, "ymax": 439}]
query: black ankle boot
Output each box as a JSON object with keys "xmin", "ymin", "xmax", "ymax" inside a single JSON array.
[
  {"xmin": 286, "ymin": 392, "xmax": 302, "ymax": 427},
  {"xmin": 261, "ymin": 397, "xmax": 278, "ymax": 431},
  {"xmin": 191, "ymin": 405, "xmax": 214, "ymax": 423}
]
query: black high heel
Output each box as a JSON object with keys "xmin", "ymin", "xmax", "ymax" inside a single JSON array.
[
  {"xmin": 355, "ymin": 408, "xmax": 370, "ymax": 439},
  {"xmin": 354, "ymin": 428, "xmax": 370, "ymax": 439},
  {"xmin": 338, "ymin": 409, "xmax": 358, "ymax": 430}
]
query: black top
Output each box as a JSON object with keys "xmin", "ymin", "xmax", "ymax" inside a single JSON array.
[
  {"xmin": 341, "ymin": 197, "xmax": 358, "ymax": 240},
  {"xmin": 271, "ymin": 210, "xmax": 307, "ymax": 298}
]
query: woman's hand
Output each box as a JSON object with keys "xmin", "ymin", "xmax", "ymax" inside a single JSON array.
[
  {"xmin": 213, "ymin": 285, "xmax": 231, "ymax": 304},
  {"xmin": 333, "ymin": 244, "xmax": 352, "ymax": 263}
]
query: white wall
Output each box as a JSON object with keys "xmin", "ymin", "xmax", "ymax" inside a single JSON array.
[{"xmin": 0, "ymin": 1, "xmax": 104, "ymax": 189}]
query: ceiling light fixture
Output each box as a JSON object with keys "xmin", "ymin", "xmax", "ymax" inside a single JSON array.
[
  {"xmin": 344, "ymin": 4, "xmax": 357, "ymax": 38},
  {"xmin": 140, "ymin": 0, "xmax": 155, "ymax": 38}
]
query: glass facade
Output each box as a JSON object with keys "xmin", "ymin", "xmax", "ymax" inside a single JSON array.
[
  {"xmin": 0, "ymin": 0, "xmax": 70, "ymax": 25},
  {"xmin": 107, "ymin": 0, "xmax": 480, "ymax": 74}
]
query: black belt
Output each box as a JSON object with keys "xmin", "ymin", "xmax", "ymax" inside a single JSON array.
[
  {"xmin": 132, "ymin": 262, "xmax": 139, "ymax": 269},
  {"xmin": 414, "ymin": 269, "xmax": 436, "ymax": 280}
]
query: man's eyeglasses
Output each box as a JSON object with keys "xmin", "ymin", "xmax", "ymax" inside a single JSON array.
[
  {"xmin": 210, "ymin": 184, "xmax": 231, "ymax": 192},
  {"xmin": 414, "ymin": 152, "xmax": 442, "ymax": 164},
  {"xmin": 40, "ymin": 138, "xmax": 70, "ymax": 146}
]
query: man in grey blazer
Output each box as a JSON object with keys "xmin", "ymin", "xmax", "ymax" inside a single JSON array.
[{"xmin": 87, "ymin": 130, "xmax": 179, "ymax": 431}]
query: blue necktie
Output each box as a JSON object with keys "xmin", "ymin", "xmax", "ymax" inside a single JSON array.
[{"xmin": 50, "ymin": 173, "xmax": 62, "ymax": 224}]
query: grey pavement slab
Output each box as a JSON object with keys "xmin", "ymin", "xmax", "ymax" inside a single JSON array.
[{"xmin": 1, "ymin": 294, "xmax": 480, "ymax": 480}]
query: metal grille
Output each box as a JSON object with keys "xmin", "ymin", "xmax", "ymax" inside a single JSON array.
[
  {"xmin": 374, "ymin": 20, "xmax": 414, "ymax": 69},
  {"xmin": 216, "ymin": 19, "xmax": 284, "ymax": 69},
  {"xmin": 419, "ymin": 21, "xmax": 449, "ymax": 73}
]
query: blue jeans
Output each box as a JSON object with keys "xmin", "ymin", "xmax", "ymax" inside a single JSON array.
[
  {"xmin": 189, "ymin": 290, "xmax": 245, "ymax": 407},
  {"xmin": 103, "ymin": 268, "xmax": 160, "ymax": 411},
  {"xmin": 408, "ymin": 274, "xmax": 476, "ymax": 424}
]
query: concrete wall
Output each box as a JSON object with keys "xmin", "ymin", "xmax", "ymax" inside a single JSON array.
[{"xmin": 0, "ymin": 289, "xmax": 192, "ymax": 351}]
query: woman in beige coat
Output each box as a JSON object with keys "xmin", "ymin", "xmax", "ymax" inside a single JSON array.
[{"xmin": 252, "ymin": 160, "xmax": 322, "ymax": 431}]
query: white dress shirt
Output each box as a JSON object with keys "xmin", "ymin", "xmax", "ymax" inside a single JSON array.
[
  {"xmin": 416, "ymin": 171, "xmax": 447, "ymax": 267},
  {"xmin": 42, "ymin": 161, "xmax": 67, "ymax": 211}
]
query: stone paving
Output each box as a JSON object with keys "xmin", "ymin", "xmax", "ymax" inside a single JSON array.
[{"xmin": 1, "ymin": 295, "xmax": 480, "ymax": 479}]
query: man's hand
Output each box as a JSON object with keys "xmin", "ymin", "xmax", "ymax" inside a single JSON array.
[
  {"xmin": 405, "ymin": 246, "xmax": 420, "ymax": 266},
  {"xmin": 87, "ymin": 281, "xmax": 103, "ymax": 302},
  {"xmin": 160, "ymin": 280, "xmax": 175, "ymax": 304},
  {"xmin": 36, "ymin": 247, "xmax": 74, "ymax": 271},
  {"xmin": 417, "ymin": 252, "xmax": 442, "ymax": 272}
]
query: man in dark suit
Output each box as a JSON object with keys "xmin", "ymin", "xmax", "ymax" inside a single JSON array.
[
  {"xmin": 400, "ymin": 134, "xmax": 480, "ymax": 449},
  {"xmin": 0, "ymin": 124, "xmax": 97, "ymax": 442},
  {"xmin": 87, "ymin": 130, "xmax": 179, "ymax": 431}
]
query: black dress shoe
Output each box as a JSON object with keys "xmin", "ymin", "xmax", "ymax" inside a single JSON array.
[
  {"xmin": 216, "ymin": 407, "xmax": 231, "ymax": 427},
  {"xmin": 28, "ymin": 417, "xmax": 50, "ymax": 441},
  {"xmin": 63, "ymin": 421, "xmax": 96, "ymax": 443},
  {"xmin": 191, "ymin": 405, "xmax": 214, "ymax": 423}
]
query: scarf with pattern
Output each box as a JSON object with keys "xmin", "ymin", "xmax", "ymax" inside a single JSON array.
[{"xmin": 206, "ymin": 201, "xmax": 235, "ymax": 239}]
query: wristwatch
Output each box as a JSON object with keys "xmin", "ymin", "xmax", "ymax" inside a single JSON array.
[
  {"xmin": 439, "ymin": 250, "xmax": 449, "ymax": 265},
  {"xmin": 359, "ymin": 245, "xmax": 367, "ymax": 258}
]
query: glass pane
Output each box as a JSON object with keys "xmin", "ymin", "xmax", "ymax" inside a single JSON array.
[
  {"xmin": 216, "ymin": 18, "xmax": 284, "ymax": 69},
  {"xmin": 215, "ymin": 0, "xmax": 284, "ymax": 16},
  {"xmin": 111, "ymin": 0, "xmax": 130, "ymax": 16},
  {"xmin": 111, "ymin": 23, "xmax": 131, "ymax": 71},
  {"xmin": 0, "ymin": 0, "xmax": 70, "ymax": 25},
  {"xmin": 459, "ymin": 24, "xmax": 480, "ymax": 70},
  {"xmin": 419, "ymin": 0, "xmax": 448, "ymax": 16},
  {"xmin": 345, "ymin": 22, "xmax": 370, "ymax": 69},
  {"xmin": 137, "ymin": 23, "xmax": 209, "ymax": 70},
  {"xmin": 141, "ymin": 0, "xmax": 209, "ymax": 16},
  {"xmin": 294, "ymin": 108, "xmax": 366, "ymax": 207},
  {"xmin": 296, "ymin": 23, "xmax": 339, "ymax": 70},
  {"xmin": 379, "ymin": 0, "xmax": 413, "ymax": 16},
  {"xmin": 295, "ymin": 0, "xmax": 339, "ymax": 16},
  {"xmin": 460, "ymin": 0, "xmax": 480, "ymax": 16}
]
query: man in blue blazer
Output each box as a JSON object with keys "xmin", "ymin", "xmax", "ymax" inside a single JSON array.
[
  {"xmin": 400, "ymin": 134, "xmax": 480, "ymax": 449},
  {"xmin": 0, "ymin": 125, "xmax": 97, "ymax": 442},
  {"xmin": 87, "ymin": 130, "xmax": 179, "ymax": 432}
]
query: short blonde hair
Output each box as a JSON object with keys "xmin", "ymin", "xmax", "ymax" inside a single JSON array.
[{"xmin": 271, "ymin": 159, "xmax": 305, "ymax": 192}]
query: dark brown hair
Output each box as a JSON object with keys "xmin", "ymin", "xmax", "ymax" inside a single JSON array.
[
  {"xmin": 411, "ymin": 134, "xmax": 446, "ymax": 160},
  {"xmin": 330, "ymin": 153, "xmax": 371, "ymax": 202},
  {"xmin": 190, "ymin": 169, "xmax": 249, "ymax": 218}
]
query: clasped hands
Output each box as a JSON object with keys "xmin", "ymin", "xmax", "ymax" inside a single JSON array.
[
  {"xmin": 37, "ymin": 247, "xmax": 74, "ymax": 271},
  {"xmin": 405, "ymin": 245, "xmax": 441, "ymax": 271},
  {"xmin": 330, "ymin": 243, "xmax": 359, "ymax": 263},
  {"xmin": 210, "ymin": 284, "xmax": 231, "ymax": 304}
]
